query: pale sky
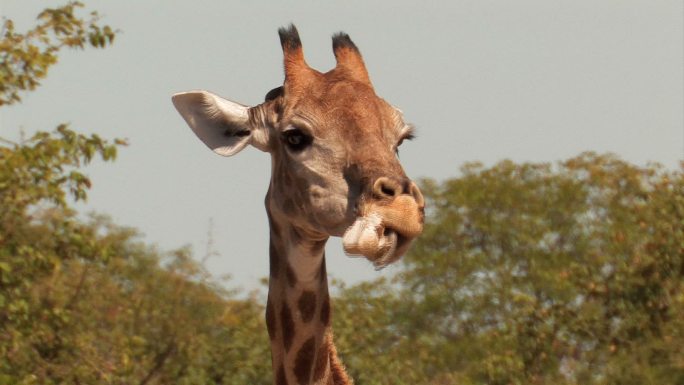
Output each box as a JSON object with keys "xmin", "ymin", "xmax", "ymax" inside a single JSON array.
[{"xmin": 2, "ymin": 1, "xmax": 683, "ymax": 290}]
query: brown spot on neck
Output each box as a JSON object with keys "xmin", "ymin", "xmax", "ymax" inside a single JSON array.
[
  {"xmin": 280, "ymin": 302, "xmax": 295, "ymax": 352},
  {"xmin": 276, "ymin": 364, "xmax": 288, "ymax": 385},
  {"xmin": 266, "ymin": 215, "xmax": 347, "ymax": 384},
  {"xmin": 297, "ymin": 290, "xmax": 317, "ymax": 323},
  {"xmin": 294, "ymin": 336, "xmax": 316, "ymax": 385}
]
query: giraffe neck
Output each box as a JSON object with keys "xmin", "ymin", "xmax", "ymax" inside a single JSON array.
[{"xmin": 265, "ymin": 213, "xmax": 352, "ymax": 385}]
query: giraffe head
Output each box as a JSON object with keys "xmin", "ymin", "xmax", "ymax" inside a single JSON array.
[{"xmin": 173, "ymin": 25, "xmax": 424, "ymax": 267}]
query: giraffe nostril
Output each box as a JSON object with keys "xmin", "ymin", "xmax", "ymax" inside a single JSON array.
[
  {"xmin": 381, "ymin": 185, "xmax": 395, "ymax": 197},
  {"xmin": 373, "ymin": 177, "xmax": 400, "ymax": 199}
]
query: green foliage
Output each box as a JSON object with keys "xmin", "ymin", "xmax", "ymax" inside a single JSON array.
[
  {"xmin": 0, "ymin": 1, "xmax": 116, "ymax": 105},
  {"xmin": 3, "ymin": 4, "xmax": 682, "ymax": 385},
  {"xmin": 1, "ymin": 3, "xmax": 271, "ymax": 384},
  {"xmin": 334, "ymin": 153, "xmax": 684, "ymax": 385},
  {"xmin": 0, "ymin": 127, "xmax": 123, "ymax": 357},
  {"xmin": 0, "ymin": 129, "xmax": 271, "ymax": 384}
]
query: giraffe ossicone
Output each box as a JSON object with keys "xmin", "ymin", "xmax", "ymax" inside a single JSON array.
[{"xmin": 173, "ymin": 24, "xmax": 423, "ymax": 385}]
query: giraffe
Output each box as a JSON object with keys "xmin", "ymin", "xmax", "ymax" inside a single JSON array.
[{"xmin": 172, "ymin": 25, "xmax": 424, "ymax": 385}]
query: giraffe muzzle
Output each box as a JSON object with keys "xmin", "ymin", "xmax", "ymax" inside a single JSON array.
[{"xmin": 341, "ymin": 195, "xmax": 424, "ymax": 268}]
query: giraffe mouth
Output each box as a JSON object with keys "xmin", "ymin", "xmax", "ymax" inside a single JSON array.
[{"xmin": 341, "ymin": 213, "xmax": 416, "ymax": 269}]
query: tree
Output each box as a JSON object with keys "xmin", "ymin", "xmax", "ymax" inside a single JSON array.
[
  {"xmin": 334, "ymin": 153, "xmax": 683, "ymax": 385},
  {"xmin": 1, "ymin": 5, "xmax": 122, "ymax": 380},
  {"xmin": 0, "ymin": 1, "xmax": 115, "ymax": 105},
  {"xmin": 0, "ymin": 4, "xmax": 272, "ymax": 384},
  {"xmin": 4, "ymin": 4, "xmax": 682, "ymax": 385}
]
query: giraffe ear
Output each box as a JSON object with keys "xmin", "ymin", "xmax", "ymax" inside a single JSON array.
[{"xmin": 172, "ymin": 91, "xmax": 269, "ymax": 156}]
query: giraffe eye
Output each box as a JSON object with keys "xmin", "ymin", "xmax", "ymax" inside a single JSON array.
[
  {"xmin": 395, "ymin": 131, "xmax": 415, "ymax": 155},
  {"xmin": 282, "ymin": 128, "xmax": 312, "ymax": 152}
]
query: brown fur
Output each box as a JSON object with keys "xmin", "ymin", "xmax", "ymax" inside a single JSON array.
[
  {"xmin": 294, "ymin": 336, "xmax": 317, "ymax": 384},
  {"xmin": 237, "ymin": 25, "xmax": 424, "ymax": 385},
  {"xmin": 269, "ymin": 240, "xmax": 281, "ymax": 277},
  {"xmin": 281, "ymin": 302, "xmax": 295, "ymax": 352},
  {"xmin": 277, "ymin": 364, "xmax": 289, "ymax": 385},
  {"xmin": 313, "ymin": 336, "xmax": 330, "ymax": 382},
  {"xmin": 298, "ymin": 291, "xmax": 317, "ymax": 323},
  {"xmin": 174, "ymin": 25, "xmax": 425, "ymax": 384},
  {"xmin": 320, "ymin": 295, "xmax": 331, "ymax": 327},
  {"xmin": 266, "ymin": 298, "xmax": 277, "ymax": 341}
]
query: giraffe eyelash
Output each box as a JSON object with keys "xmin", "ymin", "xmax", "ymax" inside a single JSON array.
[
  {"xmin": 398, "ymin": 125, "xmax": 416, "ymax": 146},
  {"xmin": 400, "ymin": 132, "xmax": 416, "ymax": 143},
  {"xmin": 395, "ymin": 127, "xmax": 416, "ymax": 156}
]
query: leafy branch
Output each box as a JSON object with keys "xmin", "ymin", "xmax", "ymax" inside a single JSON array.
[{"xmin": 0, "ymin": 1, "xmax": 117, "ymax": 106}]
